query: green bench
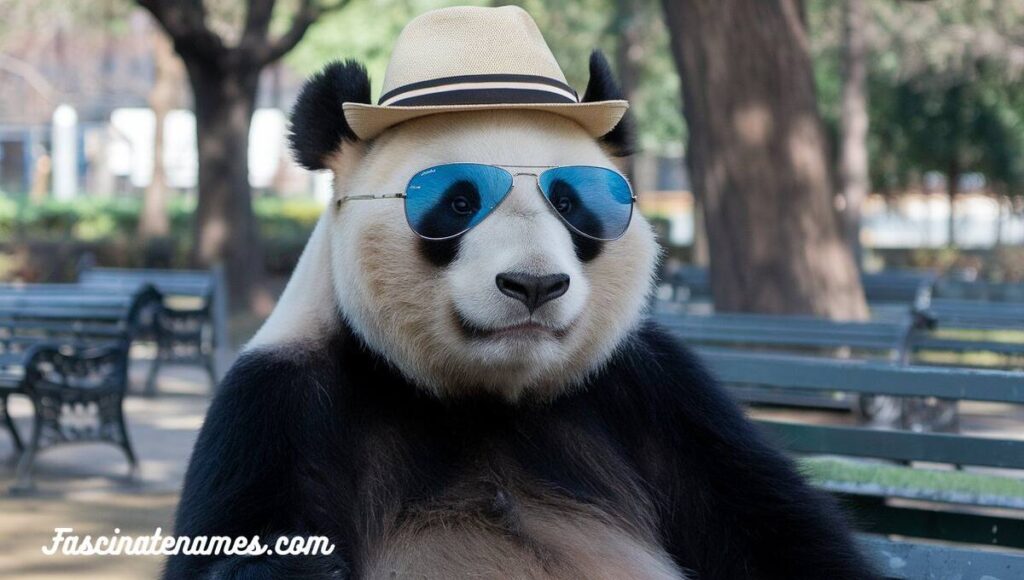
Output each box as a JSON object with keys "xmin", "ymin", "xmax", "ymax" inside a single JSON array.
[
  {"xmin": 662, "ymin": 266, "xmax": 937, "ymax": 314},
  {"xmin": 912, "ymin": 298, "xmax": 1024, "ymax": 369},
  {"xmin": 77, "ymin": 267, "xmax": 227, "ymax": 393},
  {"xmin": 654, "ymin": 311, "xmax": 921, "ymax": 417},
  {"xmin": 935, "ymin": 277, "xmax": 1024, "ymax": 302},
  {"xmin": 0, "ymin": 286, "xmax": 161, "ymax": 491},
  {"xmin": 695, "ymin": 347, "xmax": 1024, "ymax": 579}
]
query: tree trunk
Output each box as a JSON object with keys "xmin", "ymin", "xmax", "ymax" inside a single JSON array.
[
  {"xmin": 186, "ymin": 60, "xmax": 266, "ymax": 310},
  {"xmin": 994, "ymin": 191, "xmax": 1006, "ymax": 248},
  {"xmin": 661, "ymin": 0, "xmax": 868, "ymax": 319},
  {"xmin": 691, "ymin": 193, "xmax": 710, "ymax": 266},
  {"xmin": 614, "ymin": 0, "xmax": 645, "ymax": 180},
  {"xmin": 139, "ymin": 28, "xmax": 180, "ymax": 241},
  {"xmin": 838, "ymin": 0, "xmax": 869, "ymax": 270}
]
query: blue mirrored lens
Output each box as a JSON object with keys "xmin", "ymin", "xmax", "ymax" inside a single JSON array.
[
  {"xmin": 538, "ymin": 166, "xmax": 634, "ymax": 240},
  {"xmin": 404, "ymin": 164, "xmax": 514, "ymax": 239}
]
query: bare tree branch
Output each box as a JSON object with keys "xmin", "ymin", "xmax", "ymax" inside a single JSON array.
[
  {"xmin": 136, "ymin": 0, "xmax": 226, "ymax": 62},
  {"xmin": 255, "ymin": 0, "xmax": 350, "ymax": 66},
  {"xmin": 0, "ymin": 53, "xmax": 56, "ymax": 105},
  {"xmin": 240, "ymin": 0, "xmax": 277, "ymax": 54}
]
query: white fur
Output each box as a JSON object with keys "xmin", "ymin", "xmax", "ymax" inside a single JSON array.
[{"xmin": 251, "ymin": 110, "xmax": 659, "ymax": 401}]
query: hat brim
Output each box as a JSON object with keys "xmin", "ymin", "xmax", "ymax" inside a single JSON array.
[{"xmin": 343, "ymin": 100, "xmax": 628, "ymax": 141}]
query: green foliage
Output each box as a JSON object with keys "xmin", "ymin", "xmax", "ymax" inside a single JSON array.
[
  {"xmin": 0, "ymin": 195, "xmax": 325, "ymax": 276},
  {"xmin": 808, "ymin": 0, "xmax": 1024, "ymax": 197}
]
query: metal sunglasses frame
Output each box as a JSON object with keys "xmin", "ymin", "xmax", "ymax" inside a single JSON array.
[{"xmin": 335, "ymin": 163, "xmax": 637, "ymax": 242}]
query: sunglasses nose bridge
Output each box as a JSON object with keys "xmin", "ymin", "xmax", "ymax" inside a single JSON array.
[{"xmin": 500, "ymin": 172, "xmax": 551, "ymax": 214}]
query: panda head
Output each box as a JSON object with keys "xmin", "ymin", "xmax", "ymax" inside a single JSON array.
[{"xmin": 260, "ymin": 52, "xmax": 658, "ymax": 401}]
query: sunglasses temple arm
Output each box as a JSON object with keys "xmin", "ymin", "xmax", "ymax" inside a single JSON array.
[{"xmin": 336, "ymin": 193, "xmax": 406, "ymax": 207}]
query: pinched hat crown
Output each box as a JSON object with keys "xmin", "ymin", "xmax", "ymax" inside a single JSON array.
[{"xmin": 342, "ymin": 5, "xmax": 628, "ymax": 140}]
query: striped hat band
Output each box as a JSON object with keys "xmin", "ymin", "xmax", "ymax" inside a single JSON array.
[{"xmin": 378, "ymin": 74, "xmax": 579, "ymax": 107}]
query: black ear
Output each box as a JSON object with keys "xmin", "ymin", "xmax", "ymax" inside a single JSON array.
[
  {"xmin": 289, "ymin": 60, "xmax": 371, "ymax": 170},
  {"xmin": 582, "ymin": 50, "xmax": 637, "ymax": 158}
]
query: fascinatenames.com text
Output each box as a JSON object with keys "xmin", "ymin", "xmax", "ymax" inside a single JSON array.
[{"xmin": 42, "ymin": 528, "xmax": 335, "ymax": 557}]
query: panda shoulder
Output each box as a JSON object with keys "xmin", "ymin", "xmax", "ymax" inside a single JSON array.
[
  {"xmin": 204, "ymin": 338, "xmax": 345, "ymax": 438},
  {"xmin": 595, "ymin": 319, "xmax": 739, "ymax": 422},
  {"xmin": 609, "ymin": 320, "xmax": 714, "ymax": 391}
]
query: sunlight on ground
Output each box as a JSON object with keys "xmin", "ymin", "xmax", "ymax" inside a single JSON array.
[{"xmin": 0, "ymin": 362, "xmax": 210, "ymax": 579}]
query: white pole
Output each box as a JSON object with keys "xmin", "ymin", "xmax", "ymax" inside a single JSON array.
[{"xmin": 52, "ymin": 104, "xmax": 79, "ymax": 200}]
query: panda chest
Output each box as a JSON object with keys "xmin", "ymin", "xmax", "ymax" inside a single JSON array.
[
  {"xmin": 361, "ymin": 481, "xmax": 685, "ymax": 580},
  {"xmin": 352, "ymin": 418, "xmax": 686, "ymax": 580}
]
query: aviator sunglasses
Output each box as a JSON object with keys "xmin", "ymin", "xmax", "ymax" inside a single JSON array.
[{"xmin": 337, "ymin": 163, "xmax": 636, "ymax": 241}]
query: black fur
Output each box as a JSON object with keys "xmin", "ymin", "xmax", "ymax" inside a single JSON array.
[
  {"xmin": 289, "ymin": 60, "xmax": 371, "ymax": 170},
  {"xmin": 417, "ymin": 237, "xmax": 461, "ymax": 267},
  {"xmin": 165, "ymin": 322, "xmax": 875, "ymax": 579},
  {"xmin": 570, "ymin": 230, "xmax": 603, "ymax": 262},
  {"xmin": 582, "ymin": 50, "xmax": 637, "ymax": 158}
]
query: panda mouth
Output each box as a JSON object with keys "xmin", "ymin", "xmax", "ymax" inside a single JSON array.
[{"xmin": 454, "ymin": 310, "xmax": 569, "ymax": 340}]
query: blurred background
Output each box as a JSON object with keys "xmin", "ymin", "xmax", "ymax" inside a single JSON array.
[
  {"xmin": 3, "ymin": 0, "xmax": 1021, "ymax": 314},
  {"xmin": 0, "ymin": 1, "xmax": 1022, "ymax": 578}
]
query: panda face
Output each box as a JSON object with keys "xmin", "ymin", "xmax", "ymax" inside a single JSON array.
[{"xmin": 329, "ymin": 111, "xmax": 658, "ymax": 400}]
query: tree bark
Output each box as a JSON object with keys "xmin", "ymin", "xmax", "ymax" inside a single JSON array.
[
  {"xmin": 614, "ymin": 0, "xmax": 645, "ymax": 180},
  {"xmin": 186, "ymin": 59, "xmax": 265, "ymax": 309},
  {"xmin": 139, "ymin": 27, "xmax": 181, "ymax": 241},
  {"xmin": 137, "ymin": 0, "xmax": 348, "ymax": 312},
  {"xmin": 691, "ymin": 194, "xmax": 710, "ymax": 266},
  {"xmin": 838, "ymin": 0, "xmax": 869, "ymax": 269},
  {"xmin": 661, "ymin": 0, "xmax": 868, "ymax": 319}
]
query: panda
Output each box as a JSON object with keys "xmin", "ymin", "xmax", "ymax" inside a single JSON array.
[{"xmin": 164, "ymin": 8, "xmax": 873, "ymax": 580}]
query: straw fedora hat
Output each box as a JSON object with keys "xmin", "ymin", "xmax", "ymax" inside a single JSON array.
[{"xmin": 342, "ymin": 5, "xmax": 628, "ymax": 140}]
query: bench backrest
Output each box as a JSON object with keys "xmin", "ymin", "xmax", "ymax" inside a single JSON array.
[
  {"xmin": 79, "ymin": 267, "xmax": 215, "ymax": 300},
  {"xmin": 0, "ymin": 285, "xmax": 161, "ymax": 353},
  {"xmin": 656, "ymin": 312, "xmax": 914, "ymax": 358},
  {"xmin": 701, "ymin": 348, "xmax": 1024, "ymax": 464},
  {"xmin": 935, "ymin": 277, "xmax": 1024, "ymax": 302},
  {"xmin": 860, "ymin": 270, "xmax": 936, "ymax": 305},
  {"xmin": 922, "ymin": 298, "xmax": 1024, "ymax": 329},
  {"xmin": 664, "ymin": 267, "xmax": 938, "ymax": 307},
  {"xmin": 695, "ymin": 346, "xmax": 1024, "ymax": 552}
]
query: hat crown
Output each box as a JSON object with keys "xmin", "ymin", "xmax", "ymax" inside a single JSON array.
[{"xmin": 381, "ymin": 6, "xmax": 569, "ymax": 99}]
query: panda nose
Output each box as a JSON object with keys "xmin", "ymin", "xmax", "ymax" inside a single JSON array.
[{"xmin": 495, "ymin": 272, "xmax": 571, "ymax": 314}]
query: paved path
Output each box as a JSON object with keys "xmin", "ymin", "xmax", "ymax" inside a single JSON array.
[{"xmin": 0, "ymin": 363, "xmax": 211, "ymax": 580}]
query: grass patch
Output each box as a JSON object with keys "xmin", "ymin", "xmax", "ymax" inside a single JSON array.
[
  {"xmin": 932, "ymin": 328, "xmax": 1024, "ymax": 344},
  {"xmin": 799, "ymin": 456, "xmax": 1024, "ymax": 500}
]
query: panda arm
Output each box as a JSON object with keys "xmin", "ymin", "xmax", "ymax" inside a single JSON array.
[
  {"xmin": 629, "ymin": 324, "xmax": 876, "ymax": 580},
  {"xmin": 163, "ymin": 348, "xmax": 350, "ymax": 580}
]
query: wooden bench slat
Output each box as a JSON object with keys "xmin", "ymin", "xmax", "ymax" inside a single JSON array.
[
  {"xmin": 700, "ymin": 349, "xmax": 1024, "ymax": 403},
  {"xmin": 861, "ymin": 535, "xmax": 1024, "ymax": 579},
  {"xmin": 847, "ymin": 495, "xmax": 1024, "ymax": 549},
  {"xmin": 759, "ymin": 420, "xmax": 1024, "ymax": 469}
]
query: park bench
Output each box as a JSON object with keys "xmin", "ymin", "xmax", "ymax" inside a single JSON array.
[
  {"xmin": 696, "ymin": 347, "xmax": 1024, "ymax": 579},
  {"xmin": 654, "ymin": 311, "xmax": 920, "ymax": 411},
  {"xmin": 0, "ymin": 285, "xmax": 161, "ymax": 491},
  {"xmin": 662, "ymin": 266, "xmax": 938, "ymax": 315},
  {"xmin": 910, "ymin": 298, "xmax": 1024, "ymax": 369},
  {"xmin": 934, "ymin": 276, "xmax": 1024, "ymax": 302},
  {"xmin": 665, "ymin": 265, "xmax": 712, "ymax": 305},
  {"xmin": 655, "ymin": 310, "xmax": 917, "ymax": 358},
  {"xmin": 654, "ymin": 310, "xmax": 966, "ymax": 429},
  {"xmin": 78, "ymin": 266, "xmax": 228, "ymax": 393}
]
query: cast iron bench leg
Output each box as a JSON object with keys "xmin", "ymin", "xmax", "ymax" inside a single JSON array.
[
  {"xmin": 144, "ymin": 354, "xmax": 163, "ymax": 397},
  {"xmin": 2, "ymin": 393, "xmax": 24, "ymax": 458},
  {"xmin": 11, "ymin": 399, "xmax": 44, "ymax": 492},
  {"xmin": 204, "ymin": 352, "xmax": 217, "ymax": 388},
  {"xmin": 114, "ymin": 397, "xmax": 139, "ymax": 480}
]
